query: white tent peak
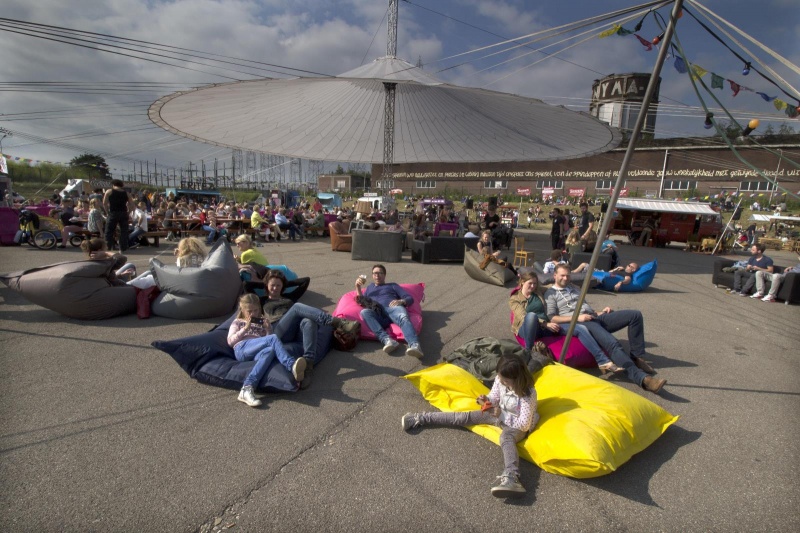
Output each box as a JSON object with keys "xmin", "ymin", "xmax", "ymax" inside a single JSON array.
[{"xmin": 337, "ymin": 56, "xmax": 443, "ymax": 86}]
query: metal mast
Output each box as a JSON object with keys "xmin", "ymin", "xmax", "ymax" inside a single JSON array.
[{"xmin": 382, "ymin": 0, "xmax": 398, "ymax": 194}]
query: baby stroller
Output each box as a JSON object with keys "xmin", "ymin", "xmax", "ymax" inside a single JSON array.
[{"xmin": 14, "ymin": 210, "xmax": 60, "ymax": 250}]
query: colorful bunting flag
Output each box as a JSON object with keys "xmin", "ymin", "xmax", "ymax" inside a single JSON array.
[
  {"xmin": 616, "ymin": 26, "xmax": 634, "ymax": 36},
  {"xmin": 598, "ymin": 25, "xmax": 620, "ymax": 38},
  {"xmin": 756, "ymin": 92, "xmax": 775, "ymax": 102},
  {"xmin": 711, "ymin": 73, "xmax": 724, "ymax": 89},
  {"xmin": 786, "ymin": 105, "xmax": 798, "ymax": 118},
  {"xmin": 674, "ymin": 56, "xmax": 688, "ymax": 73},
  {"xmin": 774, "ymin": 99, "xmax": 787, "ymax": 111},
  {"xmin": 633, "ymin": 34, "xmax": 652, "ymax": 50},
  {"xmin": 690, "ymin": 64, "xmax": 708, "ymax": 80},
  {"xmin": 729, "ymin": 80, "xmax": 741, "ymax": 97}
]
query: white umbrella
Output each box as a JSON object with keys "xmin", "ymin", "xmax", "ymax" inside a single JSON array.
[{"xmin": 149, "ymin": 54, "xmax": 621, "ymax": 165}]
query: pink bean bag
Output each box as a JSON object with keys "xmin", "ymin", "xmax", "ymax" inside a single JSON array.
[
  {"xmin": 333, "ymin": 283, "xmax": 424, "ymax": 342},
  {"xmin": 509, "ymin": 287, "xmax": 596, "ymax": 368}
]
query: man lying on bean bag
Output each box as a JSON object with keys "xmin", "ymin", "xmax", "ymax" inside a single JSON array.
[{"xmin": 592, "ymin": 260, "xmax": 657, "ymax": 292}]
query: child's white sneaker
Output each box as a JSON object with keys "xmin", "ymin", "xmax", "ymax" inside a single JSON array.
[{"xmin": 238, "ymin": 386, "xmax": 262, "ymax": 407}]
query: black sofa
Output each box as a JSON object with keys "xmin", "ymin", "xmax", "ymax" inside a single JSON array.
[
  {"xmin": 571, "ymin": 251, "xmax": 613, "ymax": 272},
  {"xmin": 411, "ymin": 236, "xmax": 479, "ymax": 264},
  {"xmin": 712, "ymin": 258, "xmax": 799, "ymax": 304}
]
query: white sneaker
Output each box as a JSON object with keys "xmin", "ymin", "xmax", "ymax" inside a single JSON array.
[
  {"xmin": 762, "ymin": 294, "xmax": 776, "ymax": 302},
  {"xmin": 238, "ymin": 386, "xmax": 262, "ymax": 407},
  {"xmin": 405, "ymin": 344, "xmax": 424, "ymax": 359},
  {"xmin": 383, "ymin": 338, "xmax": 400, "ymax": 354},
  {"xmin": 750, "ymin": 292, "xmax": 764, "ymax": 299},
  {"xmin": 292, "ymin": 358, "xmax": 307, "ymax": 382}
]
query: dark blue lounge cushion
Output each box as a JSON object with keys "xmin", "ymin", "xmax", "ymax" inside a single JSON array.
[
  {"xmin": 152, "ymin": 311, "xmax": 333, "ymax": 393},
  {"xmin": 593, "ymin": 259, "xmax": 657, "ymax": 292}
]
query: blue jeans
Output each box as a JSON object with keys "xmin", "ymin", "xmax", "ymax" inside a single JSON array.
[
  {"xmin": 580, "ymin": 310, "xmax": 647, "ymax": 385},
  {"xmin": 272, "ymin": 303, "xmax": 333, "ymax": 365},
  {"xmin": 202, "ymin": 225, "xmax": 217, "ymax": 243},
  {"xmin": 360, "ymin": 304, "xmax": 419, "ymax": 346},
  {"xmin": 128, "ymin": 226, "xmax": 145, "ymax": 245},
  {"xmin": 234, "ymin": 334, "xmax": 295, "ymax": 388},
  {"xmin": 518, "ymin": 313, "xmax": 611, "ymax": 366}
]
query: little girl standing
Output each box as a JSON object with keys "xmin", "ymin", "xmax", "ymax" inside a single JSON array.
[
  {"xmin": 401, "ymin": 354, "xmax": 538, "ymax": 498},
  {"xmin": 227, "ymin": 294, "xmax": 307, "ymax": 407}
]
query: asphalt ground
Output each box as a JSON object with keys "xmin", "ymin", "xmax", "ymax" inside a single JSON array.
[{"xmin": 1, "ymin": 230, "xmax": 798, "ymax": 533}]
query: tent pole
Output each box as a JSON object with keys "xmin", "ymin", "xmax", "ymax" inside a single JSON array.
[
  {"xmin": 711, "ymin": 196, "xmax": 743, "ymax": 255},
  {"xmin": 559, "ymin": 0, "xmax": 684, "ymax": 363}
]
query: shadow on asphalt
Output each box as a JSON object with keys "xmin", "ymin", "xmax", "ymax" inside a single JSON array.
[
  {"xmin": 0, "ymin": 388, "xmax": 230, "ymax": 455},
  {"xmin": 283, "ymin": 353, "xmax": 407, "ymax": 409},
  {"xmin": 582, "ymin": 425, "xmax": 702, "ymax": 506}
]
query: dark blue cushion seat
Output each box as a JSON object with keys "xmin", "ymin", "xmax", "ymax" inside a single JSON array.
[{"xmin": 153, "ymin": 311, "xmax": 332, "ymax": 393}]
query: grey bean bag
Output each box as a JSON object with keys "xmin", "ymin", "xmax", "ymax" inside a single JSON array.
[
  {"xmin": 150, "ymin": 239, "xmax": 241, "ymax": 319},
  {"xmin": 529, "ymin": 261, "xmax": 591, "ymax": 287},
  {"xmin": 0, "ymin": 259, "xmax": 136, "ymax": 319},
  {"xmin": 463, "ymin": 247, "xmax": 515, "ymax": 287}
]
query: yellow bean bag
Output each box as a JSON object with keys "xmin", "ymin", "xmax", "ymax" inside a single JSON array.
[{"xmin": 403, "ymin": 363, "xmax": 678, "ymax": 479}]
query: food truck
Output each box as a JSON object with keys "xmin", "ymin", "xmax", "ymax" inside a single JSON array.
[{"xmin": 609, "ymin": 198, "xmax": 723, "ymax": 246}]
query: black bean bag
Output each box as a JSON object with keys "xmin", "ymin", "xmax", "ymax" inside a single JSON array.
[
  {"xmin": 152, "ymin": 312, "xmax": 333, "ymax": 393},
  {"xmin": 0, "ymin": 259, "xmax": 136, "ymax": 319}
]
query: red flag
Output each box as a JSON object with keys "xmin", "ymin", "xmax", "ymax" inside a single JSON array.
[
  {"xmin": 729, "ymin": 80, "xmax": 741, "ymax": 97},
  {"xmin": 633, "ymin": 34, "xmax": 653, "ymax": 51}
]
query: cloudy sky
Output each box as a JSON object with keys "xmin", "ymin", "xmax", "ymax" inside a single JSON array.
[{"xmin": 1, "ymin": 0, "xmax": 797, "ymax": 180}]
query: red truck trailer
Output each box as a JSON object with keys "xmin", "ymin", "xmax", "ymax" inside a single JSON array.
[{"xmin": 608, "ymin": 198, "xmax": 723, "ymax": 246}]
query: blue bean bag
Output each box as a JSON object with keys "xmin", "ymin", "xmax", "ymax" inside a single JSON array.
[
  {"xmin": 152, "ymin": 311, "xmax": 333, "ymax": 393},
  {"xmin": 593, "ymin": 260, "xmax": 657, "ymax": 292},
  {"xmin": 240, "ymin": 264, "xmax": 299, "ymax": 295}
]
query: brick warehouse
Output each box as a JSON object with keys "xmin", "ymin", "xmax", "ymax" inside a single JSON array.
[{"xmin": 369, "ymin": 143, "xmax": 800, "ymax": 199}]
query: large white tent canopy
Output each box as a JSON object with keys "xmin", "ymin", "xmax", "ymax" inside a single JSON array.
[
  {"xmin": 148, "ymin": 57, "xmax": 621, "ymax": 165},
  {"xmin": 616, "ymin": 198, "xmax": 719, "ymax": 215}
]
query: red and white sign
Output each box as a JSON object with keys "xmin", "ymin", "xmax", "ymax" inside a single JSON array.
[
  {"xmin": 542, "ymin": 187, "xmax": 555, "ymax": 197},
  {"xmin": 516, "ymin": 187, "xmax": 531, "ymax": 196},
  {"xmin": 568, "ymin": 188, "xmax": 585, "ymax": 197},
  {"xmin": 610, "ymin": 187, "xmax": 629, "ymax": 197}
]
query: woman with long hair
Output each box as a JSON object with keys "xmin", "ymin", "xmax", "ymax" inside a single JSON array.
[{"xmin": 509, "ymin": 271, "xmax": 623, "ymax": 375}]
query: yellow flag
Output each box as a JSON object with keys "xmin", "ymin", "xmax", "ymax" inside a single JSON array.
[
  {"xmin": 690, "ymin": 64, "xmax": 708, "ymax": 80},
  {"xmin": 598, "ymin": 24, "xmax": 620, "ymax": 38},
  {"xmin": 774, "ymin": 99, "xmax": 787, "ymax": 111}
]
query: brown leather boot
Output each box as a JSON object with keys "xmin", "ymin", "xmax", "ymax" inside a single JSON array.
[
  {"xmin": 642, "ymin": 376, "xmax": 666, "ymax": 394},
  {"xmin": 634, "ymin": 358, "xmax": 656, "ymax": 375}
]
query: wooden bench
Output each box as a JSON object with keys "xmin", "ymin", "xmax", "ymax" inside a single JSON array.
[{"xmin": 141, "ymin": 231, "xmax": 169, "ymax": 247}]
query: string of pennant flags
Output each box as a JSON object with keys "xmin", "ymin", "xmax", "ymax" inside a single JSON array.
[{"xmin": 598, "ymin": 23, "xmax": 800, "ymax": 119}]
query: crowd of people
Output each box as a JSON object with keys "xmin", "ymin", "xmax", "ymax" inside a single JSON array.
[{"xmin": 12, "ymin": 182, "xmax": 716, "ymax": 500}]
